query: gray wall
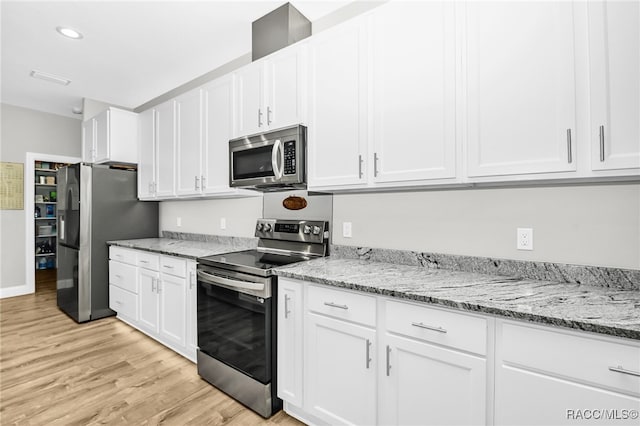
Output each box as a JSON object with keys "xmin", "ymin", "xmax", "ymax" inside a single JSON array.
[
  {"xmin": 0, "ymin": 103, "xmax": 82, "ymax": 290},
  {"xmin": 333, "ymin": 184, "xmax": 640, "ymax": 270}
]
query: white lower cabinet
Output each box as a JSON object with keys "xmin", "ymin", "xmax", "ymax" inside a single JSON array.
[
  {"xmin": 109, "ymin": 247, "xmax": 197, "ymax": 362},
  {"xmin": 305, "ymin": 313, "xmax": 377, "ymax": 426},
  {"xmin": 278, "ymin": 278, "xmax": 487, "ymax": 426},
  {"xmin": 495, "ymin": 320, "xmax": 640, "ymax": 426}
]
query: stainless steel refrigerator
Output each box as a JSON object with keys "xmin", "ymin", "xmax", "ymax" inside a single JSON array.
[{"xmin": 57, "ymin": 163, "xmax": 158, "ymax": 322}]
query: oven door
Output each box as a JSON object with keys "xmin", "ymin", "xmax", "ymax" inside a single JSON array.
[{"xmin": 197, "ymin": 266, "xmax": 273, "ymax": 384}]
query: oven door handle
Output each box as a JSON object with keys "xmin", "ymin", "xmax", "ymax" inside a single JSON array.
[
  {"xmin": 271, "ymin": 139, "xmax": 284, "ymax": 180},
  {"xmin": 197, "ymin": 270, "xmax": 265, "ymax": 291}
]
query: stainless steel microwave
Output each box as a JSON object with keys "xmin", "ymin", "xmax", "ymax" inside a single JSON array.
[{"xmin": 229, "ymin": 124, "xmax": 306, "ymax": 191}]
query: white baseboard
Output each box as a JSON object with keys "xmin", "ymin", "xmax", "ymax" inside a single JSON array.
[{"xmin": 0, "ymin": 284, "xmax": 32, "ymax": 299}]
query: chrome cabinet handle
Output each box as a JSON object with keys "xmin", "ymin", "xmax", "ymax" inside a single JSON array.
[
  {"xmin": 599, "ymin": 125, "xmax": 605, "ymax": 162},
  {"xmin": 163, "ymin": 265, "xmax": 174, "ymax": 269},
  {"xmin": 201, "ymin": 175, "xmax": 206, "ymax": 189},
  {"xmin": 195, "ymin": 176, "xmax": 200, "ymax": 190},
  {"xmin": 324, "ymin": 302, "xmax": 349, "ymax": 310},
  {"xmin": 115, "ymin": 274, "xmax": 122, "ymax": 279},
  {"xmin": 358, "ymin": 154, "xmax": 363, "ymax": 179},
  {"xmin": 411, "ymin": 321, "xmax": 447, "ymax": 334},
  {"xmin": 148, "ymin": 182, "xmax": 153, "ymax": 193},
  {"xmin": 267, "ymin": 106, "xmax": 272, "ymax": 126},
  {"xmin": 374, "ymin": 152, "xmax": 379, "ymax": 177},
  {"xmin": 566, "ymin": 129, "xmax": 572, "ymax": 164},
  {"xmin": 366, "ymin": 339, "xmax": 372, "ymax": 369},
  {"xmin": 115, "ymin": 300, "xmax": 122, "ymax": 305},
  {"xmin": 151, "ymin": 277, "xmax": 156, "ymax": 293},
  {"xmin": 139, "ymin": 260, "xmax": 149, "ymax": 264},
  {"xmin": 189, "ymin": 271, "xmax": 196, "ymax": 290},
  {"xmin": 386, "ymin": 345, "xmax": 391, "ymax": 376},
  {"xmin": 258, "ymin": 108, "xmax": 263, "ymax": 127},
  {"xmin": 609, "ymin": 365, "xmax": 640, "ymax": 377},
  {"xmin": 284, "ymin": 294, "xmax": 291, "ymax": 319}
]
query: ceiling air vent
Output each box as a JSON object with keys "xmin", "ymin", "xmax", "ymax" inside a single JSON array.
[{"xmin": 252, "ymin": 2, "xmax": 311, "ymax": 61}]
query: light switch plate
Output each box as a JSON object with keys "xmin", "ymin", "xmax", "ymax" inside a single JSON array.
[{"xmin": 343, "ymin": 222, "xmax": 352, "ymax": 238}]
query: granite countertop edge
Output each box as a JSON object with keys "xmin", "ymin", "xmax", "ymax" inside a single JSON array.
[
  {"xmin": 107, "ymin": 237, "xmax": 255, "ymax": 260},
  {"xmin": 275, "ymin": 268, "xmax": 640, "ymax": 341}
]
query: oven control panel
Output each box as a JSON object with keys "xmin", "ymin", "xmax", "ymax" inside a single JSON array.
[{"xmin": 255, "ymin": 219, "xmax": 329, "ymax": 244}]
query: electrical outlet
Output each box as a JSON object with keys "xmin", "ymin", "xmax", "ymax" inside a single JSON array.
[
  {"xmin": 517, "ymin": 228, "xmax": 533, "ymax": 250},
  {"xmin": 343, "ymin": 222, "xmax": 352, "ymax": 238},
  {"xmin": 220, "ymin": 217, "xmax": 227, "ymax": 230},
  {"xmin": 176, "ymin": 217, "xmax": 182, "ymax": 227}
]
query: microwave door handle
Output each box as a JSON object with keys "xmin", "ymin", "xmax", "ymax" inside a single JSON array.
[
  {"xmin": 197, "ymin": 270, "xmax": 265, "ymax": 291},
  {"xmin": 271, "ymin": 139, "xmax": 284, "ymax": 180}
]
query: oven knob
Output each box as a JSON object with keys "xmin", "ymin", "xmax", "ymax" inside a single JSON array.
[
  {"xmin": 264, "ymin": 223, "xmax": 272, "ymax": 232},
  {"xmin": 303, "ymin": 225, "xmax": 312, "ymax": 234},
  {"xmin": 256, "ymin": 223, "xmax": 264, "ymax": 232},
  {"xmin": 312, "ymin": 226, "xmax": 321, "ymax": 235}
]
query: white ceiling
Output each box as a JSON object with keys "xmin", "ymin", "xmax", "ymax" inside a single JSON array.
[{"xmin": 1, "ymin": 0, "xmax": 350, "ymax": 119}]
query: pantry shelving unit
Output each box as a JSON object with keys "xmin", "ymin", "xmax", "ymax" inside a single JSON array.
[{"xmin": 34, "ymin": 162, "xmax": 67, "ymax": 270}]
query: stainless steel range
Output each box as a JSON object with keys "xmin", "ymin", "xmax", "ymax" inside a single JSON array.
[{"xmin": 196, "ymin": 218, "xmax": 329, "ymax": 418}]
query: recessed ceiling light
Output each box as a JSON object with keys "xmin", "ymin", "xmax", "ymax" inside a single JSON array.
[
  {"xmin": 30, "ymin": 70, "xmax": 71, "ymax": 86},
  {"xmin": 56, "ymin": 26, "xmax": 83, "ymax": 39}
]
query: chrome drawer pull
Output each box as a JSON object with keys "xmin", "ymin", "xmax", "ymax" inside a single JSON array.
[
  {"xmin": 284, "ymin": 294, "xmax": 291, "ymax": 319},
  {"xmin": 609, "ymin": 365, "xmax": 640, "ymax": 377},
  {"xmin": 139, "ymin": 260, "xmax": 149, "ymax": 264},
  {"xmin": 163, "ymin": 265, "xmax": 174, "ymax": 269},
  {"xmin": 411, "ymin": 322, "xmax": 447, "ymax": 334},
  {"xmin": 386, "ymin": 345, "xmax": 392, "ymax": 376},
  {"xmin": 599, "ymin": 125, "xmax": 605, "ymax": 162},
  {"xmin": 365, "ymin": 339, "xmax": 372, "ymax": 369},
  {"xmin": 324, "ymin": 302, "xmax": 349, "ymax": 310}
]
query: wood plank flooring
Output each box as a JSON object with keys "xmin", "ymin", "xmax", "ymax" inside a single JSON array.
[{"xmin": 0, "ymin": 275, "xmax": 304, "ymax": 426}]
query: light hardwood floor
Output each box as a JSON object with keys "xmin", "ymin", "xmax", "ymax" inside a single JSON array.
[{"xmin": 0, "ymin": 273, "xmax": 304, "ymax": 426}]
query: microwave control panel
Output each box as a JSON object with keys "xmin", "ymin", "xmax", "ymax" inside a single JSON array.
[{"xmin": 283, "ymin": 141, "xmax": 296, "ymax": 175}]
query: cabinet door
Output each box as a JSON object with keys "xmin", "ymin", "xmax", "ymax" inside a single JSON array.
[
  {"xmin": 202, "ymin": 75, "xmax": 235, "ymax": 194},
  {"xmin": 235, "ymin": 61, "xmax": 263, "ymax": 137},
  {"xmin": 138, "ymin": 268, "xmax": 159, "ymax": 333},
  {"xmin": 138, "ymin": 109, "xmax": 155, "ymax": 199},
  {"xmin": 267, "ymin": 45, "xmax": 306, "ymax": 130},
  {"xmin": 495, "ymin": 366, "xmax": 639, "ymax": 425},
  {"xmin": 380, "ymin": 334, "xmax": 487, "ymax": 426},
  {"xmin": 94, "ymin": 109, "xmax": 110, "ymax": 163},
  {"xmin": 155, "ymin": 100, "xmax": 176, "ymax": 198},
  {"xmin": 82, "ymin": 119, "xmax": 95, "ymax": 163},
  {"xmin": 307, "ymin": 17, "xmax": 369, "ymax": 189},
  {"xmin": 589, "ymin": 1, "xmax": 640, "ymax": 171},
  {"xmin": 306, "ymin": 313, "xmax": 376, "ymax": 425},
  {"xmin": 175, "ymin": 90, "xmax": 203, "ymax": 196},
  {"xmin": 277, "ymin": 278, "xmax": 304, "ymax": 406},
  {"xmin": 158, "ymin": 273, "xmax": 187, "ymax": 350},
  {"xmin": 185, "ymin": 262, "xmax": 197, "ymax": 361},
  {"xmin": 465, "ymin": 1, "xmax": 577, "ymax": 177},
  {"xmin": 372, "ymin": 1, "xmax": 457, "ymax": 183}
]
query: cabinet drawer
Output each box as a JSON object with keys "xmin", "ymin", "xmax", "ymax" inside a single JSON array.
[
  {"xmin": 501, "ymin": 321, "xmax": 640, "ymax": 396},
  {"xmin": 109, "ymin": 246, "xmax": 137, "ymax": 265},
  {"xmin": 137, "ymin": 251, "xmax": 159, "ymax": 270},
  {"xmin": 307, "ymin": 285, "xmax": 376, "ymax": 327},
  {"xmin": 109, "ymin": 260, "xmax": 138, "ymax": 294},
  {"xmin": 109, "ymin": 284, "xmax": 138, "ymax": 320},
  {"xmin": 385, "ymin": 300, "xmax": 487, "ymax": 355},
  {"xmin": 160, "ymin": 255, "xmax": 186, "ymax": 278}
]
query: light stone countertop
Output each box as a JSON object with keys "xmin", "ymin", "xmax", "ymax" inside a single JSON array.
[
  {"xmin": 107, "ymin": 237, "xmax": 256, "ymax": 260},
  {"xmin": 275, "ymin": 257, "xmax": 640, "ymax": 341}
]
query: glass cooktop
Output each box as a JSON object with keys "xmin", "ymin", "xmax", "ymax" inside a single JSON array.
[{"xmin": 198, "ymin": 249, "xmax": 311, "ymax": 277}]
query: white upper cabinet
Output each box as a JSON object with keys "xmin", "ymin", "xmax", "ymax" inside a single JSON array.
[
  {"xmin": 175, "ymin": 89, "xmax": 203, "ymax": 196},
  {"xmin": 372, "ymin": 1, "xmax": 458, "ymax": 184},
  {"xmin": 82, "ymin": 107, "xmax": 138, "ymax": 165},
  {"xmin": 235, "ymin": 44, "xmax": 306, "ymax": 137},
  {"xmin": 202, "ymin": 75, "xmax": 237, "ymax": 195},
  {"xmin": 588, "ymin": 0, "xmax": 640, "ymax": 172},
  {"xmin": 307, "ymin": 16, "xmax": 369, "ymax": 190},
  {"xmin": 155, "ymin": 100, "xmax": 176, "ymax": 198},
  {"xmin": 464, "ymin": 1, "xmax": 578, "ymax": 178},
  {"xmin": 137, "ymin": 108, "xmax": 156, "ymax": 200}
]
